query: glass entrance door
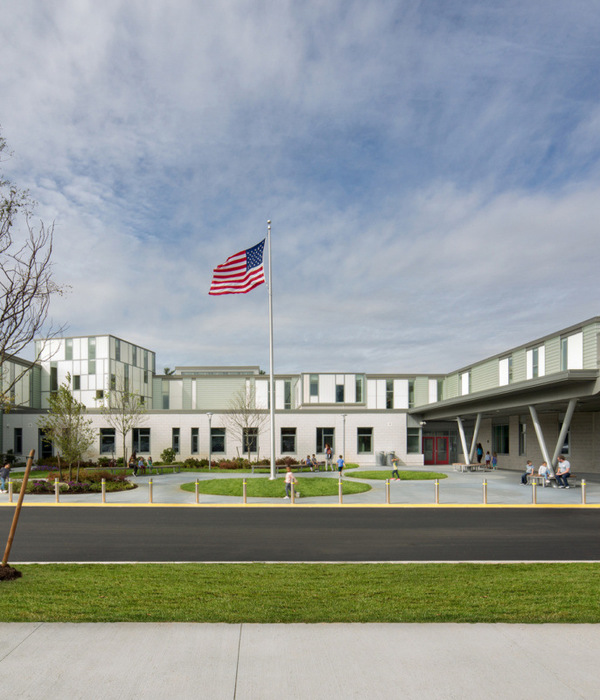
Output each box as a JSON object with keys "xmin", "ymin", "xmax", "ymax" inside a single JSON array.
[{"xmin": 423, "ymin": 436, "xmax": 449, "ymax": 465}]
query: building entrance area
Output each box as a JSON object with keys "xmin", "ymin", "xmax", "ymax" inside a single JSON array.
[{"xmin": 423, "ymin": 436, "xmax": 449, "ymax": 465}]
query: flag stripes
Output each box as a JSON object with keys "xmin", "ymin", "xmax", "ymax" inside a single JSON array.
[{"xmin": 209, "ymin": 239, "xmax": 266, "ymax": 295}]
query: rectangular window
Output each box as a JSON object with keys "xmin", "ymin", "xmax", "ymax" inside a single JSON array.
[
  {"xmin": 309, "ymin": 374, "xmax": 319, "ymax": 397},
  {"xmin": 50, "ymin": 363, "xmax": 58, "ymax": 392},
  {"xmin": 284, "ymin": 380, "xmax": 292, "ymax": 409},
  {"xmin": 518, "ymin": 422, "xmax": 526, "ymax": 456},
  {"xmin": 133, "ymin": 428, "xmax": 151, "ymax": 454},
  {"xmin": 88, "ymin": 360, "xmax": 96, "ymax": 375},
  {"xmin": 408, "ymin": 380, "xmax": 415, "ymax": 408},
  {"xmin": 162, "ymin": 380, "xmax": 169, "ymax": 409},
  {"xmin": 316, "ymin": 427, "xmax": 335, "ymax": 453},
  {"xmin": 14, "ymin": 428, "xmax": 23, "ymax": 455},
  {"xmin": 110, "ymin": 374, "xmax": 116, "ymax": 390},
  {"xmin": 532, "ymin": 347, "xmax": 539, "ymax": 378},
  {"xmin": 172, "ymin": 428, "xmax": 180, "ymax": 454},
  {"xmin": 407, "ymin": 428, "xmax": 420, "ymax": 454},
  {"xmin": 357, "ymin": 427, "xmax": 373, "ymax": 454},
  {"xmin": 115, "ymin": 338, "xmax": 121, "ymax": 361},
  {"xmin": 336, "ymin": 383, "xmax": 345, "ymax": 403},
  {"xmin": 73, "ymin": 375, "xmax": 81, "ymax": 390},
  {"xmin": 243, "ymin": 427, "xmax": 258, "ymax": 453},
  {"xmin": 124, "ymin": 364, "xmax": 129, "ymax": 393},
  {"xmin": 96, "ymin": 389, "xmax": 104, "ymax": 400},
  {"xmin": 132, "ymin": 346, "xmax": 137, "ymax": 367},
  {"xmin": 281, "ymin": 427, "xmax": 296, "ymax": 453},
  {"xmin": 65, "ymin": 338, "xmax": 73, "ymax": 361},
  {"xmin": 99, "ymin": 428, "xmax": 116, "ymax": 455},
  {"xmin": 386, "ymin": 379, "xmax": 394, "ymax": 409},
  {"xmin": 437, "ymin": 378, "xmax": 444, "ymax": 401},
  {"xmin": 211, "ymin": 428, "xmax": 225, "ymax": 453},
  {"xmin": 492, "ymin": 424, "xmax": 510, "ymax": 454},
  {"xmin": 460, "ymin": 372, "xmax": 470, "ymax": 396},
  {"xmin": 191, "ymin": 428, "xmax": 199, "ymax": 454},
  {"xmin": 499, "ymin": 357, "xmax": 512, "ymax": 386},
  {"xmin": 144, "ymin": 350, "xmax": 149, "ymax": 371},
  {"xmin": 144, "ymin": 370, "xmax": 149, "ymax": 384},
  {"xmin": 355, "ymin": 375, "xmax": 364, "ymax": 403},
  {"xmin": 88, "ymin": 337, "xmax": 96, "ymax": 360},
  {"xmin": 560, "ymin": 332, "xmax": 583, "ymax": 370}
]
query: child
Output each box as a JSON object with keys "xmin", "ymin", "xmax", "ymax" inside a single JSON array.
[
  {"xmin": 492, "ymin": 452, "xmax": 498, "ymax": 469},
  {"xmin": 485, "ymin": 451, "xmax": 491, "ymax": 469},
  {"xmin": 311, "ymin": 454, "xmax": 319, "ymax": 472},
  {"xmin": 391, "ymin": 456, "xmax": 400, "ymax": 481},
  {"xmin": 283, "ymin": 466, "xmax": 297, "ymax": 499},
  {"xmin": 337, "ymin": 455, "xmax": 345, "ymax": 477}
]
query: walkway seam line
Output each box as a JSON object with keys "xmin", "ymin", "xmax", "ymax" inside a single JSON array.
[{"xmin": 233, "ymin": 623, "xmax": 242, "ymax": 700}]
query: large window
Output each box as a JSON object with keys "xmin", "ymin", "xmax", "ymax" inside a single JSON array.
[
  {"xmin": 172, "ymin": 428, "xmax": 180, "ymax": 454},
  {"xmin": 499, "ymin": 357, "xmax": 513, "ymax": 386},
  {"xmin": 284, "ymin": 380, "xmax": 292, "ymax": 409},
  {"xmin": 162, "ymin": 380, "xmax": 169, "ymax": 409},
  {"xmin": 355, "ymin": 375, "xmax": 364, "ymax": 403},
  {"xmin": 100, "ymin": 428, "xmax": 116, "ymax": 455},
  {"xmin": 211, "ymin": 428, "xmax": 226, "ymax": 453},
  {"xmin": 386, "ymin": 380, "xmax": 394, "ymax": 409},
  {"xmin": 559, "ymin": 421, "xmax": 570, "ymax": 455},
  {"xmin": 336, "ymin": 383, "xmax": 345, "ymax": 403},
  {"xmin": 243, "ymin": 427, "xmax": 258, "ymax": 453},
  {"xmin": 73, "ymin": 375, "xmax": 81, "ymax": 390},
  {"xmin": 281, "ymin": 428, "xmax": 296, "ymax": 453},
  {"xmin": 65, "ymin": 338, "xmax": 73, "ymax": 361},
  {"xmin": 492, "ymin": 424, "xmax": 509, "ymax": 454},
  {"xmin": 460, "ymin": 372, "xmax": 470, "ymax": 396},
  {"xmin": 50, "ymin": 363, "xmax": 58, "ymax": 392},
  {"xmin": 437, "ymin": 378, "xmax": 444, "ymax": 401},
  {"xmin": 133, "ymin": 428, "xmax": 151, "ymax": 454},
  {"xmin": 560, "ymin": 332, "xmax": 583, "ymax": 371},
  {"xmin": 115, "ymin": 338, "xmax": 121, "ymax": 361},
  {"xmin": 191, "ymin": 428, "xmax": 199, "ymax": 454},
  {"xmin": 357, "ymin": 427, "xmax": 373, "ymax": 454},
  {"xmin": 527, "ymin": 346, "xmax": 545, "ymax": 379},
  {"xmin": 88, "ymin": 337, "xmax": 96, "ymax": 360},
  {"xmin": 309, "ymin": 374, "xmax": 319, "ymax": 398},
  {"xmin": 407, "ymin": 428, "xmax": 420, "ymax": 454},
  {"xmin": 316, "ymin": 427, "xmax": 335, "ymax": 453}
]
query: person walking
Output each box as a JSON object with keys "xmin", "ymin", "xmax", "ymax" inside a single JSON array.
[
  {"xmin": 391, "ymin": 456, "xmax": 401, "ymax": 481},
  {"xmin": 283, "ymin": 466, "xmax": 297, "ymax": 499},
  {"xmin": 337, "ymin": 455, "xmax": 345, "ymax": 477},
  {"xmin": 476, "ymin": 443, "xmax": 483, "ymax": 465},
  {"xmin": 0, "ymin": 463, "xmax": 11, "ymax": 493}
]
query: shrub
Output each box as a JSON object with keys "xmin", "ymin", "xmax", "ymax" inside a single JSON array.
[{"xmin": 161, "ymin": 448, "xmax": 176, "ymax": 465}]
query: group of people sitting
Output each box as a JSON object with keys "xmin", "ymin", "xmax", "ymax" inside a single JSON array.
[
  {"xmin": 128, "ymin": 453, "xmax": 154, "ymax": 476},
  {"xmin": 521, "ymin": 455, "xmax": 572, "ymax": 488}
]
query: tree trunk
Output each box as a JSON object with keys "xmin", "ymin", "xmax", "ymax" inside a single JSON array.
[{"xmin": 57, "ymin": 454, "xmax": 62, "ymax": 481}]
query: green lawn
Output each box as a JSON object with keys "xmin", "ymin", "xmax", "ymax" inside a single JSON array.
[
  {"xmin": 349, "ymin": 470, "xmax": 448, "ymax": 480},
  {"xmin": 180, "ymin": 477, "xmax": 371, "ymax": 498},
  {"xmin": 0, "ymin": 563, "xmax": 598, "ymax": 623}
]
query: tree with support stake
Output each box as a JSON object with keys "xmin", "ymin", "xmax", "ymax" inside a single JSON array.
[{"xmin": 1, "ymin": 448, "xmax": 35, "ymax": 580}]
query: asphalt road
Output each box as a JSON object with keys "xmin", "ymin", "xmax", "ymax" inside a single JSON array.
[{"xmin": 2, "ymin": 506, "xmax": 600, "ymax": 562}]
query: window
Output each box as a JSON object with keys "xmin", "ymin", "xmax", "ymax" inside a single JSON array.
[
  {"xmin": 211, "ymin": 428, "xmax": 225, "ymax": 453},
  {"xmin": 336, "ymin": 383, "xmax": 345, "ymax": 403},
  {"xmin": 88, "ymin": 360, "xmax": 96, "ymax": 375},
  {"xmin": 73, "ymin": 375, "xmax": 81, "ymax": 390},
  {"xmin": 115, "ymin": 338, "xmax": 121, "ymax": 361},
  {"xmin": 14, "ymin": 428, "xmax": 22, "ymax": 455},
  {"xmin": 559, "ymin": 421, "xmax": 570, "ymax": 455},
  {"xmin": 281, "ymin": 428, "xmax": 296, "ymax": 453},
  {"xmin": 355, "ymin": 375, "xmax": 364, "ymax": 403},
  {"xmin": 316, "ymin": 427, "xmax": 335, "ymax": 453},
  {"xmin": 310, "ymin": 374, "xmax": 319, "ymax": 398},
  {"xmin": 133, "ymin": 428, "xmax": 150, "ymax": 453},
  {"xmin": 110, "ymin": 374, "xmax": 116, "ymax": 390},
  {"xmin": 162, "ymin": 380, "xmax": 169, "ymax": 409},
  {"xmin": 407, "ymin": 428, "xmax": 420, "ymax": 454},
  {"xmin": 357, "ymin": 427, "xmax": 373, "ymax": 454},
  {"xmin": 492, "ymin": 424, "xmax": 509, "ymax": 454},
  {"xmin": 144, "ymin": 350, "xmax": 149, "ymax": 371},
  {"xmin": 437, "ymin": 379, "xmax": 444, "ymax": 401},
  {"xmin": 460, "ymin": 371, "xmax": 470, "ymax": 396},
  {"xmin": 50, "ymin": 364, "xmax": 58, "ymax": 392},
  {"xmin": 243, "ymin": 427, "xmax": 258, "ymax": 453},
  {"xmin": 386, "ymin": 380, "xmax": 394, "ymax": 409},
  {"xmin": 518, "ymin": 422, "xmax": 526, "ymax": 456},
  {"xmin": 65, "ymin": 338, "xmax": 73, "ymax": 361},
  {"xmin": 284, "ymin": 380, "xmax": 292, "ymax": 409},
  {"xmin": 172, "ymin": 428, "xmax": 180, "ymax": 454},
  {"xmin": 408, "ymin": 380, "xmax": 415, "ymax": 408},
  {"xmin": 88, "ymin": 337, "xmax": 96, "ymax": 360},
  {"xmin": 100, "ymin": 428, "xmax": 116, "ymax": 455},
  {"xmin": 499, "ymin": 357, "xmax": 513, "ymax": 386},
  {"xmin": 527, "ymin": 346, "xmax": 545, "ymax": 379},
  {"xmin": 144, "ymin": 370, "xmax": 149, "ymax": 384},
  {"xmin": 124, "ymin": 364, "xmax": 129, "ymax": 392},
  {"xmin": 96, "ymin": 390, "xmax": 104, "ymax": 400},
  {"xmin": 191, "ymin": 428, "xmax": 199, "ymax": 454},
  {"xmin": 132, "ymin": 346, "xmax": 137, "ymax": 367},
  {"xmin": 560, "ymin": 332, "xmax": 583, "ymax": 370}
]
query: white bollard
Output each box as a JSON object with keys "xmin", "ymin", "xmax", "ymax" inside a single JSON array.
[
  {"xmin": 55, "ymin": 478, "xmax": 60, "ymax": 503},
  {"xmin": 195, "ymin": 479, "xmax": 199, "ymax": 504},
  {"xmin": 434, "ymin": 479, "xmax": 439, "ymax": 504},
  {"xmin": 243, "ymin": 479, "xmax": 247, "ymax": 504},
  {"xmin": 532, "ymin": 480, "xmax": 537, "ymax": 504},
  {"xmin": 581, "ymin": 479, "xmax": 586, "ymax": 505},
  {"xmin": 338, "ymin": 478, "xmax": 343, "ymax": 504},
  {"xmin": 482, "ymin": 479, "xmax": 488, "ymax": 504},
  {"xmin": 101, "ymin": 478, "xmax": 106, "ymax": 504},
  {"xmin": 385, "ymin": 479, "xmax": 390, "ymax": 505}
]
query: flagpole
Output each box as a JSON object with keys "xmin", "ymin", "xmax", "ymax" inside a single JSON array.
[{"xmin": 267, "ymin": 220, "xmax": 276, "ymax": 480}]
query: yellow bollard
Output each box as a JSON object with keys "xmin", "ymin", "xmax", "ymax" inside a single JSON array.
[
  {"xmin": 243, "ymin": 479, "xmax": 247, "ymax": 504},
  {"xmin": 101, "ymin": 478, "xmax": 106, "ymax": 504},
  {"xmin": 148, "ymin": 478, "xmax": 153, "ymax": 503},
  {"xmin": 581, "ymin": 479, "xmax": 586, "ymax": 505},
  {"xmin": 385, "ymin": 479, "xmax": 390, "ymax": 505},
  {"xmin": 338, "ymin": 478, "xmax": 343, "ymax": 505},
  {"xmin": 195, "ymin": 479, "xmax": 199, "ymax": 504},
  {"xmin": 8, "ymin": 479, "xmax": 13, "ymax": 503}
]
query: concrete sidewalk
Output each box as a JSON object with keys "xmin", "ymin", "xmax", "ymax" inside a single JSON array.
[{"xmin": 1, "ymin": 622, "xmax": 599, "ymax": 699}]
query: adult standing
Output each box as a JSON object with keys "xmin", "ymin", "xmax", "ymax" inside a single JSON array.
[
  {"xmin": 476, "ymin": 443, "xmax": 483, "ymax": 465},
  {"xmin": 325, "ymin": 444, "xmax": 333, "ymax": 471},
  {"xmin": 555, "ymin": 455, "xmax": 571, "ymax": 488}
]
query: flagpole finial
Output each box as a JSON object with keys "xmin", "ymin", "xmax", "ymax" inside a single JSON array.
[{"xmin": 267, "ymin": 220, "xmax": 271, "ymax": 225}]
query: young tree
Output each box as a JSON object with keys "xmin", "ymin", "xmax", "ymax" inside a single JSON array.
[
  {"xmin": 226, "ymin": 386, "xmax": 269, "ymax": 473},
  {"xmin": 38, "ymin": 374, "xmax": 95, "ymax": 481},
  {"xmin": 99, "ymin": 378, "xmax": 147, "ymax": 474},
  {"xmin": 0, "ymin": 130, "xmax": 64, "ymax": 408}
]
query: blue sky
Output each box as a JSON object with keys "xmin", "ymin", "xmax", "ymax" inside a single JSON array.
[{"xmin": 1, "ymin": 0, "xmax": 599, "ymax": 374}]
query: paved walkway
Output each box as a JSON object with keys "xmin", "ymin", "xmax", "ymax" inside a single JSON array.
[
  {"xmin": 2, "ymin": 465, "xmax": 599, "ymax": 506},
  {"xmin": 1, "ymin": 622, "xmax": 599, "ymax": 699}
]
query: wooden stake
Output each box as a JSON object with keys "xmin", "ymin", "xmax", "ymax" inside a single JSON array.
[{"xmin": 2, "ymin": 449, "xmax": 35, "ymax": 567}]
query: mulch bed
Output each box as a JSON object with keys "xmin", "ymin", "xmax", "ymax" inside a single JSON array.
[{"xmin": 0, "ymin": 564, "xmax": 22, "ymax": 581}]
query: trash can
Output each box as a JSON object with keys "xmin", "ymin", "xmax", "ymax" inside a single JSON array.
[
  {"xmin": 386, "ymin": 451, "xmax": 396, "ymax": 466},
  {"xmin": 376, "ymin": 451, "xmax": 386, "ymax": 466}
]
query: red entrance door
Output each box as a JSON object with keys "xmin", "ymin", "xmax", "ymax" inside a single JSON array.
[{"xmin": 423, "ymin": 436, "xmax": 449, "ymax": 465}]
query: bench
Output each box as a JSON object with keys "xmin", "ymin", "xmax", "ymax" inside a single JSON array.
[{"xmin": 528, "ymin": 474, "xmax": 577, "ymax": 488}]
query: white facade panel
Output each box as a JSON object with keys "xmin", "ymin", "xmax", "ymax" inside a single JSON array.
[
  {"xmin": 275, "ymin": 380, "xmax": 285, "ymax": 410},
  {"xmin": 367, "ymin": 379, "xmax": 377, "ymax": 409},
  {"xmin": 499, "ymin": 358, "xmax": 509, "ymax": 386},
  {"xmin": 428, "ymin": 379, "xmax": 437, "ymax": 403},
  {"xmin": 255, "ymin": 379, "xmax": 269, "ymax": 409},
  {"xmin": 344, "ymin": 375, "xmax": 356, "ymax": 403},
  {"xmin": 394, "ymin": 379, "xmax": 409, "ymax": 409},
  {"xmin": 568, "ymin": 332, "xmax": 584, "ymax": 369},
  {"xmin": 320, "ymin": 374, "xmax": 336, "ymax": 403},
  {"xmin": 539, "ymin": 346, "xmax": 546, "ymax": 377}
]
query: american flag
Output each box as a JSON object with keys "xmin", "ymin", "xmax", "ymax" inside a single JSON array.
[{"xmin": 209, "ymin": 239, "xmax": 266, "ymax": 295}]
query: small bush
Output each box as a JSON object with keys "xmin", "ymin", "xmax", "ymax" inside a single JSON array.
[{"xmin": 161, "ymin": 448, "xmax": 176, "ymax": 465}]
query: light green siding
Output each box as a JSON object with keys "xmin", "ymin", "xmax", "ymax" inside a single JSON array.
[
  {"xmin": 182, "ymin": 378, "xmax": 193, "ymax": 410},
  {"xmin": 414, "ymin": 377, "xmax": 429, "ymax": 407},
  {"xmin": 195, "ymin": 377, "xmax": 246, "ymax": 410},
  {"xmin": 471, "ymin": 359, "xmax": 498, "ymax": 393},
  {"xmin": 445, "ymin": 373, "xmax": 459, "ymax": 399},
  {"xmin": 152, "ymin": 378, "xmax": 162, "ymax": 409},
  {"xmin": 512, "ymin": 349, "xmax": 527, "ymax": 383},
  {"xmin": 544, "ymin": 336, "xmax": 560, "ymax": 375},
  {"xmin": 583, "ymin": 324, "xmax": 599, "ymax": 368}
]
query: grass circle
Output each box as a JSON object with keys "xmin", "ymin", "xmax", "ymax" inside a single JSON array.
[{"xmin": 181, "ymin": 476, "xmax": 371, "ymax": 498}]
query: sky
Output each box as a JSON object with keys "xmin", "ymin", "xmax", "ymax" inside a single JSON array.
[{"xmin": 1, "ymin": 0, "xmax": 599, "ymax": 375}]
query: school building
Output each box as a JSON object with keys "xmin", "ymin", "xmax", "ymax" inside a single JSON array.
[{"xmin": 2, "ymin": 317, "xmax": 600, "ymax": 473}]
